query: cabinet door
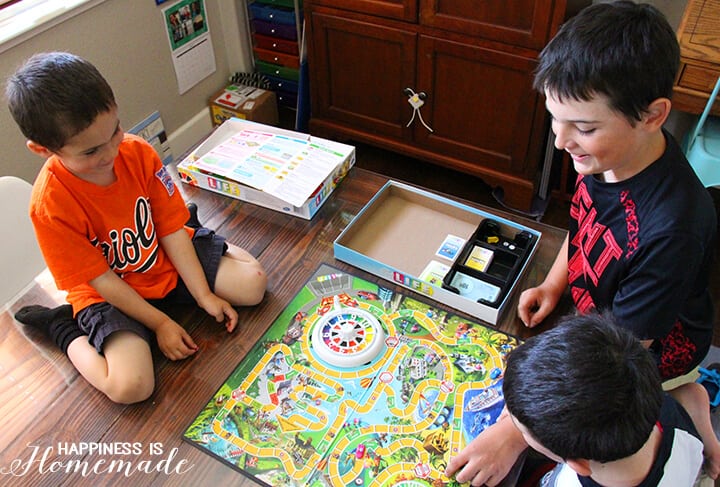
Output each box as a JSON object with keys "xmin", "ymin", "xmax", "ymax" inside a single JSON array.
[
  {"xmin": 309, "ymin": 0, "xmax": 417, "ymax": 22},
  {"xmin": 415, "ymin": 35, "xmax": 547, "ymax": 178},
  {"xmin": 419, "ymin": 0, "xmax": 563, "ymax": 49},
  {"xmin": 308, "ymin": 12, "xmax": 417, "ymax": 139}
]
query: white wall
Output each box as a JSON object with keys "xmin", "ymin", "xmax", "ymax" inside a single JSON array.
[
  {"xmin": 1, "ymin": 0, "xmax": 253, "ymax": 183},
  {"xmin": 591, "ymin": 0, "xmax": 687, "ymax": 28}
]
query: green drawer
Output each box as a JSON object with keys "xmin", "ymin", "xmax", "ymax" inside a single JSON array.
[
  {"xmin": 253, "ymin": 0, "xmax": 300, "ymax": 9},
  {"xmin": 256, "ymin": 60, "xmax": 299, "ymax": 81}
]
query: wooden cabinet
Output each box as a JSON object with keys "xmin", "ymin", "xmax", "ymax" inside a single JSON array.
[
  {"xmin": 304, "ymin": 1, "xmax": 566, "ymax": 211},
  {"xmin": 674, "ymin": 0, "xmax": 720, "ymax": 115}
]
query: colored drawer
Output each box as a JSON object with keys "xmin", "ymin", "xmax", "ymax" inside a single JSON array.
[
  {"xmin": 276, "ymin": 90, "xmax": 298, "ymax": 108},
  {"xmin": 252, "ymin": 19, "xmax": 297, "ymax": 40},
  {"xmin": 265, "ymin": 74, "xmax": 299, "ymax": 94},
  {"xmin": 254, "ymin": 47, "xmax": 300, "ymax": 69},
  {"xmin": 256, "ymin": 60, "xmax": 299, "ymax": 81},
  {"xmin": 249, "ymin": 3, "xmax": 296, "ymax": 26},
  {"xmin": 254, "ymin": 0, "xmax": 298, "ymax": 9},
  {"xmin": 254, "ymin": 33, "xmax": 298, "ymax": 55}
]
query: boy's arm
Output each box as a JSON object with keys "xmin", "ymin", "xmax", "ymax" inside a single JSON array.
[
  {"xmin": 445, "ymin": 412, "xmax": 528, "ymax": 485},
  {"xmin": 159, "ymin": 228, "xmax": 238, "ymax": 332},
  {"xmin": 517, "ymin": 234, "xmax": 569, "ymax": 327},
  {"xmin": 89, "ymin": 270, "xmax": 198, "ymax": 360},
  {"xmin": 668, "ymin": 384, "xmax": 720, "ymax": 479}
]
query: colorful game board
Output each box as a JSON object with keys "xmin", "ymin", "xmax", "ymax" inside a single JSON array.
[{"xmin": 183, "ymin": 264, "xmax": 521, "ymax": 486}]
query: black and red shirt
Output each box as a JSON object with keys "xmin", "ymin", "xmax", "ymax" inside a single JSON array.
[{"xmin": 568, "ymin": 130, "xmax": 717, "ymax": 380}]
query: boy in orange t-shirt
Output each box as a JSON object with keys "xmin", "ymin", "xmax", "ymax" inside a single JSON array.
[{"xmin": 6, "ymin": 52, "xmax": 267, "ymax": 404}]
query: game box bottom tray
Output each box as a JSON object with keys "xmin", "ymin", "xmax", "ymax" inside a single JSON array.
[{"xmin": 333, "ymin": 181, "xmax": 541, "ymax": 325}]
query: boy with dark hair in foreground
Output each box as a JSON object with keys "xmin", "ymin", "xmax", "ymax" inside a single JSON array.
[{"xmin": 504, "ymin": 313, "xmax": 712, "ymax": 486}]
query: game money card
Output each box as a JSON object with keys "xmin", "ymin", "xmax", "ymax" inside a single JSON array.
[{"xmin": 449, "ymin": 271, "xmax": 501, "ymax": 303}]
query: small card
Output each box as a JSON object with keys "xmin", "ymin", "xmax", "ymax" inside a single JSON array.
[
  {"xmin": 419, "ymin": 260, "xmax": 450, "ymax": 286},
  {"xmin": 436, "ymin": 234, "xmax": 466, "ymax": 261},
  {"xmin": 449, "ymin": 272, "xmax": 501, "ymax": 303},
  {"xmin": 465, "ymin": 245, "xmax": 494, "ymax": 272}
]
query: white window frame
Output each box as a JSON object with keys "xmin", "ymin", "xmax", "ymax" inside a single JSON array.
[{"xmin": 0, "ymin": 0, "xmax": 108, "ymax": 54}]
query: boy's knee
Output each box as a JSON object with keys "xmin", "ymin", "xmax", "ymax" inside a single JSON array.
[
  {"xmin": 246, "ymin": 268, "xmax": 268, "ymax": 305},
  {"xmin": 106, "ymin": 374, "xmax": 155, "ymax": 404},
  {"xmin": 232, "ymin": 263, "xmax": 267, "ymax": 306}
]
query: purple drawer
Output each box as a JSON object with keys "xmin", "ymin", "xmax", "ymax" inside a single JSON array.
[{"xmin": 252, "ymin": 19, "xmax": 297, "ymax": 41}]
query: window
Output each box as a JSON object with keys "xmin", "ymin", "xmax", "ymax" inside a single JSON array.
[{"xmin": 0, "ymin": 0, "xmax": 106, "ymax": 53}]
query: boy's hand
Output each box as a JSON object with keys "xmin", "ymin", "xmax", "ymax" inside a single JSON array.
[
  {"xmin": 517, "ymin": 285, "xmax": 560, "ymax": 327},
  {"xmin": 155, "ymin": 319, "xmax": 199, "ymax": 360},
  {"xmin": 445, "ymin": 414, "xmax": 528, "ymax": 486},
  {"xmin": 198, "ymin": 294, "xmax": 239, "ymax": 332}
]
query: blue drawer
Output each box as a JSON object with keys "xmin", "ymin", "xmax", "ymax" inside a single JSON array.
[
  {"xmin": 265, "ymin": 74, "xmax": 299, "ymax": 94},
  {"xmin": 249, "ymin": 3, "xmax": 296, "ymax": 26}
]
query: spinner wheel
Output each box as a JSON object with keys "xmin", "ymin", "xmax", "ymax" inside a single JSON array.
[{"xmin": 311, "ymin": 296, "xmax": 385, "ymax": 367}]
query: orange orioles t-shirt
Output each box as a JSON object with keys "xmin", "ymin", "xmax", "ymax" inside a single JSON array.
[{"xmin": 30, "ymin": 134, "xmax": 191, "ymax": 315}]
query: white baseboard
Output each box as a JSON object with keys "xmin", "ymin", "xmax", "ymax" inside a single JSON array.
[{"xmin": 167, "ymin": 109, "xmax": 213, "ymax": 161}]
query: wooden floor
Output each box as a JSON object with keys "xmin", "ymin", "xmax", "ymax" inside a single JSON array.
[{"xmin": 0, "ymin": 163, "xmax": 570, "ymax": 486}]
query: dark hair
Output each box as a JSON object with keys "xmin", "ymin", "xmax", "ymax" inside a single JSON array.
[
  {"xmin": 503, "ymin": 312, "xmax": 662, "ymax": 462},
  {"xmin": 6, "ymin": 52, "xmax": 116, "ymax": 151},
  {"xmin": 533, "ymin": 0, "xmax": 679, "ymax": 123}
]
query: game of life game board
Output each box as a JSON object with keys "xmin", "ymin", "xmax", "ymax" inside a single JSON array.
[{"xmin": 184, "ymin": 265, "xmax": 520, "ymax": 486}]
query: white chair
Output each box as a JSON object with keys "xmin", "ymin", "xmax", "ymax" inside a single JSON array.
[{"xmin": 0, "ymin": 176, "xmax": 46, "ymax": 306}]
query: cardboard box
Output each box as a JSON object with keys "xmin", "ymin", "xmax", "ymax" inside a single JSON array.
[
  {"xmin": 209, "ymin": 84, "xmax": 278, "ymax": 127},
  {"xmin": 177, "ymin": 119, "xmax": 355, "ymax": 219},
  {"xmin": 333, "ymin": 181, "xmax": 541, "ymax": 324}
]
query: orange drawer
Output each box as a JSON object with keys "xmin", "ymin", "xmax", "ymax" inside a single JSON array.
[
  {"xmin": 253, "ymin": 47, "xmax": 300, "ymax": 69},
  {"xmin": 253, "ymin": 33, "xmax": 299, "ymax": 55}
]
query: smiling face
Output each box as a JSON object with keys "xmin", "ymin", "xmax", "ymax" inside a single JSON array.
[
  {"xmin": 545, "ymin": 90, "xmax": 667, "ymax": 183},
  {"xmin": 28, "ymin": 106, "xmax": 124, "ymax": 186},
  {"xmin": 54, "ymin": 107, "xmax": 124, "ymax": 184}
]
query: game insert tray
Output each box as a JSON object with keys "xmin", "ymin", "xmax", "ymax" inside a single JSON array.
[{"xmin": 334, "ymin": 181, "xmax": 541, "ymax": 325}]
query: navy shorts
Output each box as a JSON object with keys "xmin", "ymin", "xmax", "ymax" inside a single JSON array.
[{"xmin": 77, "ymin": 227, "xmax": 227, "ymax": 353}]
